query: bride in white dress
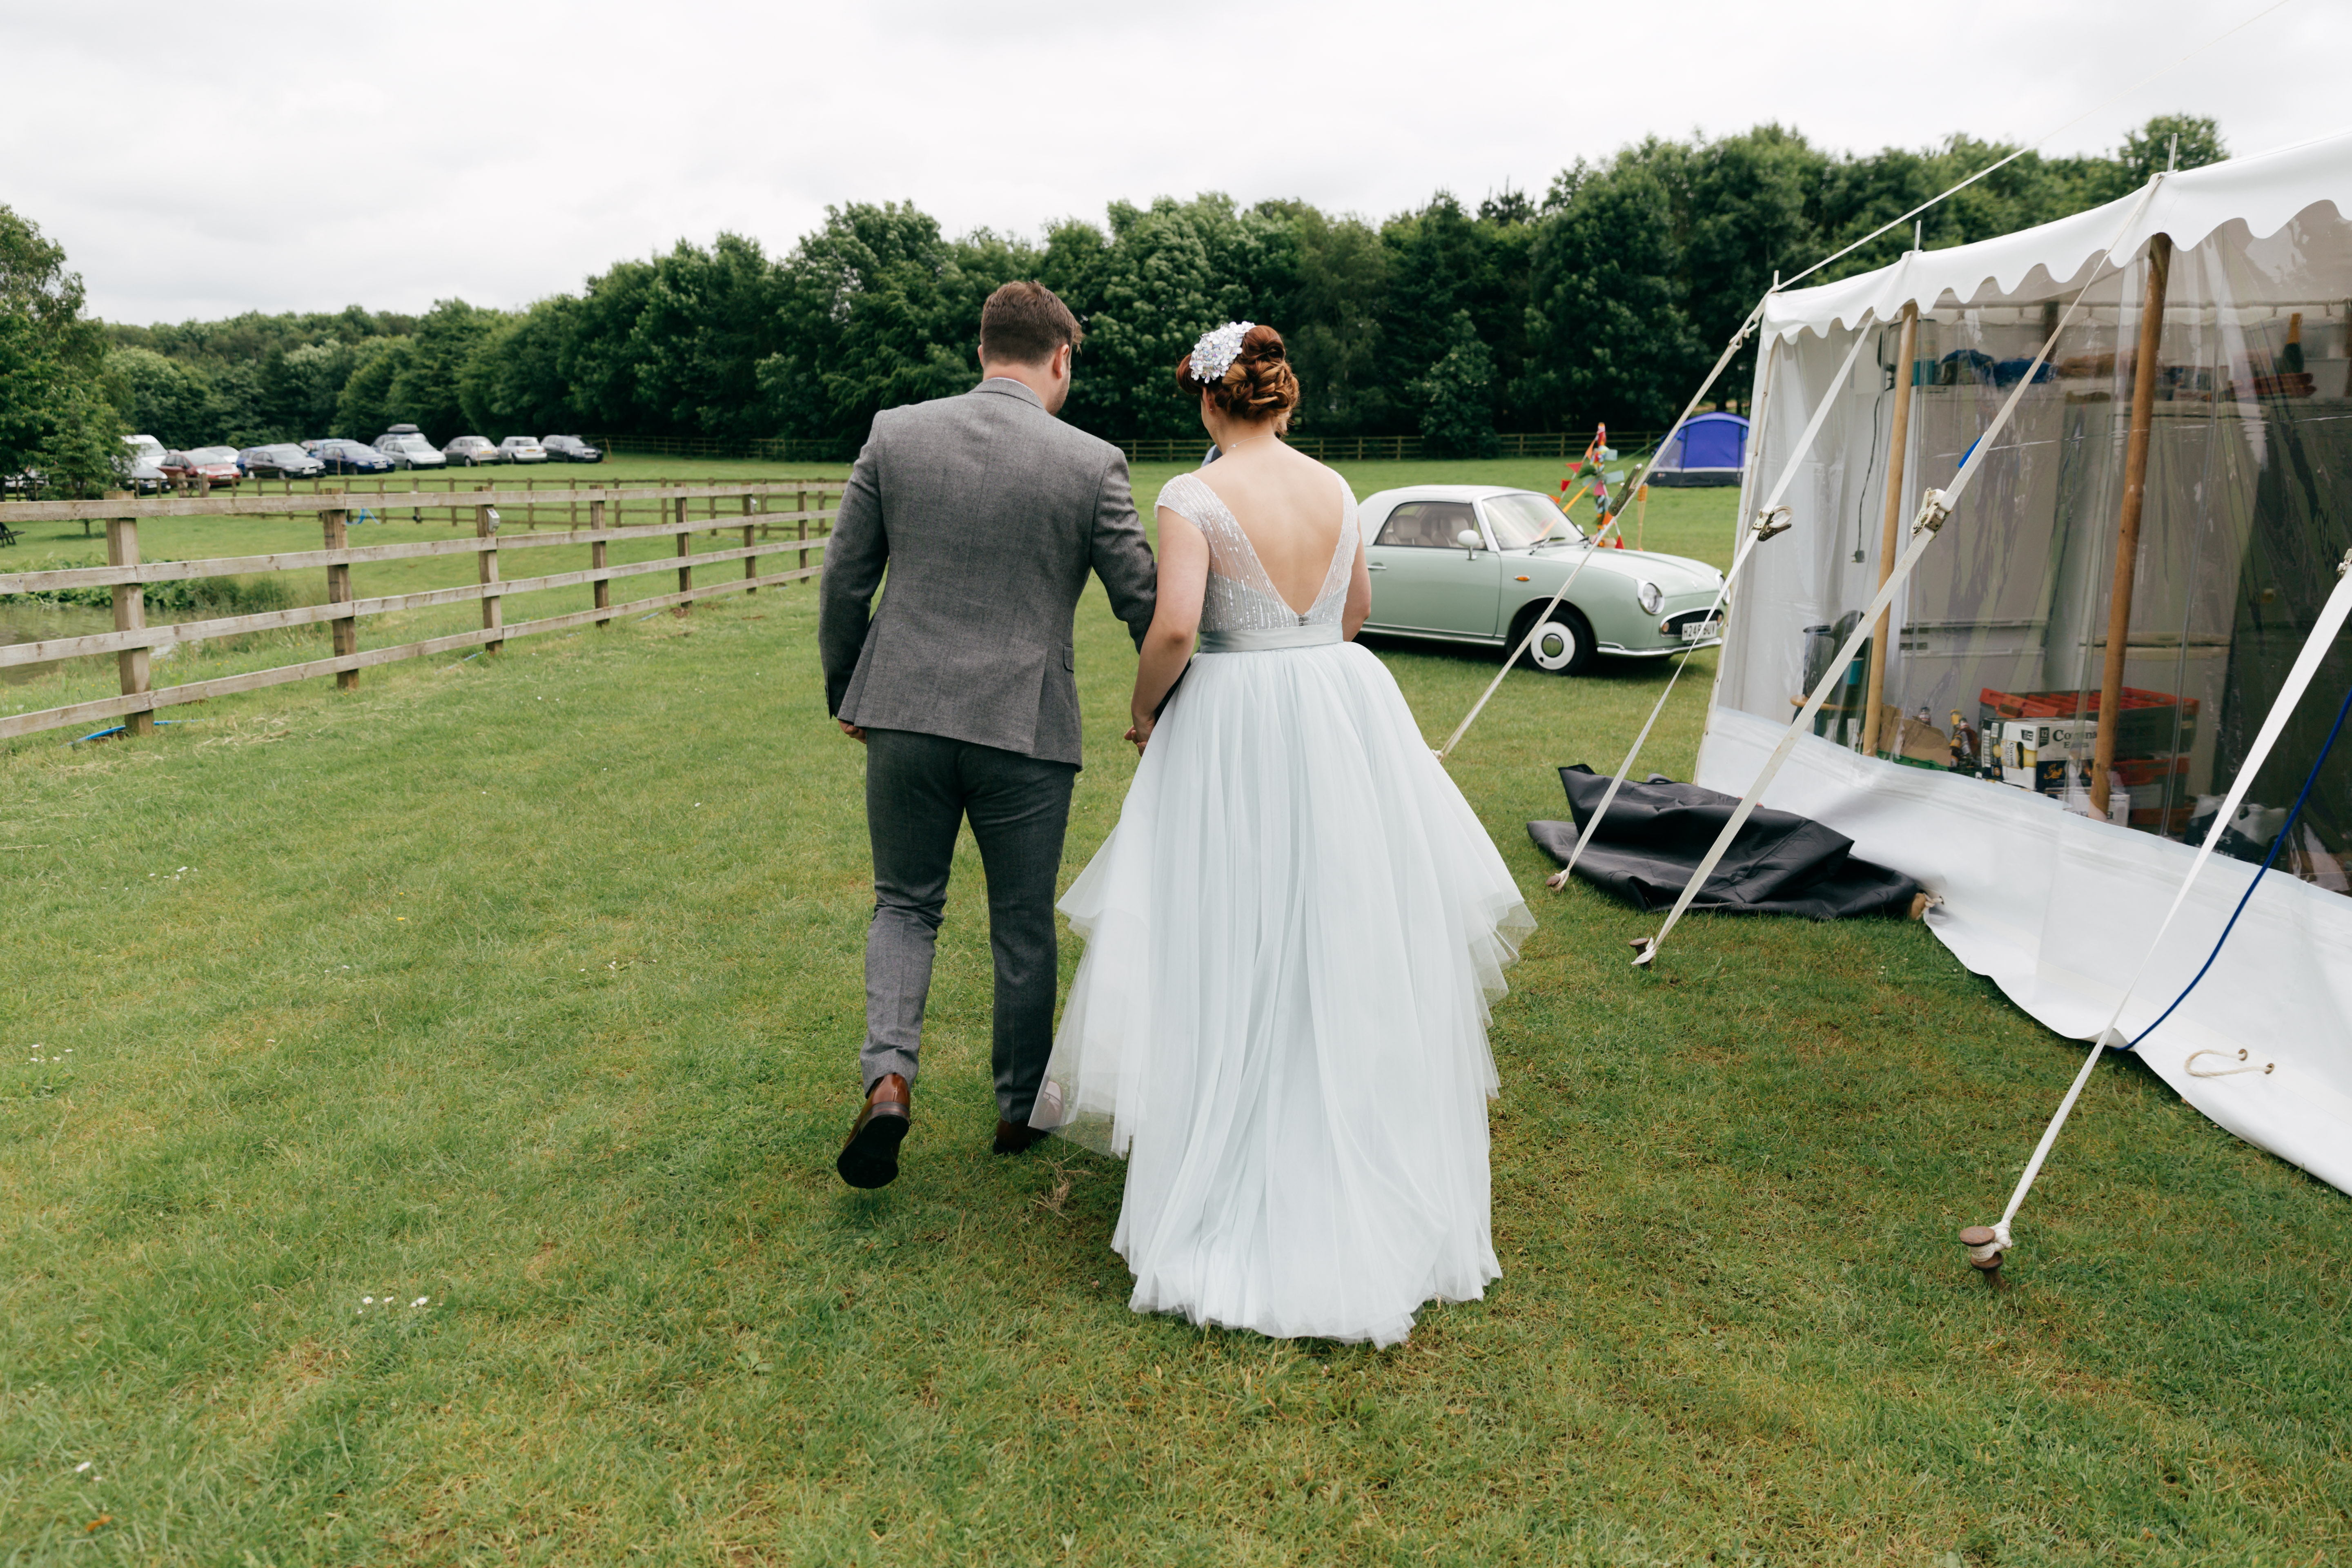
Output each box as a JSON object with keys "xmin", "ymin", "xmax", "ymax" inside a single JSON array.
[{"xmin": 1031, "ymin": 322, "xmax": 1535, "ymax": 1347}]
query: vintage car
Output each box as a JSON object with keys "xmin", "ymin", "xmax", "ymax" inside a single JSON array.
[{"xmin": 1359, "ymin": 485, "xmax": 1724, "ymax": 675}]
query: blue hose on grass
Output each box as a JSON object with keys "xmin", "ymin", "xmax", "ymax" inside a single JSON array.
[
  {"xmin": 2123, "ymin": 676, "xmax": 2352, "ymax": 1051},
  {"xmin": 70, "ymin": 719, "xmax": 193, "ymax": 745}
]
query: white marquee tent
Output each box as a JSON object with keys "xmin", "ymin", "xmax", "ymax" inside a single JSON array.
[{"xmin": 1694, "ymin": 130, "xmax": 2352, "ymax": 1195}]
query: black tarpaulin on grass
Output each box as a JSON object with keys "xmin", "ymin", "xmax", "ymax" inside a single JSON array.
[{"xmin": 1529, "ymin": 764, "xmax": 1918, "ymax": 920}]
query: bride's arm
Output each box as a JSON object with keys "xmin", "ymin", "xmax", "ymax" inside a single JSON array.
[
  {"xmin": 1129, "ymin": 509, "xmax": 1208, "ymax": 746},
  {"xmin": 1341, "ymin": 532, "xmax": 1371, "ymax": 640}
]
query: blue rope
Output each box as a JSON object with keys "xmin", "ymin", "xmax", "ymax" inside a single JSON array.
[{"xmin": 2123, "ymin": 676, "xmax": 2352, "ymax": 1051}]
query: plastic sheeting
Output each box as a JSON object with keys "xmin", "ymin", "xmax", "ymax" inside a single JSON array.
[
  {"xmin": 1529, "ymin": 765, "xmax": 1918, "ymax": 918},
  {"xmin": 1699, "ymin": 138, "xmax": 2352, "ymax": 1193}
]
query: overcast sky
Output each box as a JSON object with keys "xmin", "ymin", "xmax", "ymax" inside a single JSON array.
[{"xmin": 4, "ymin": 0, "xmax": 2337, "ymax": 325}]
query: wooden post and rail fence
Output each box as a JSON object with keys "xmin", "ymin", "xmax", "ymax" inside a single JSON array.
[{"xmin": 0, "ymin": 480, "xmax": 839, "ymax": 743}]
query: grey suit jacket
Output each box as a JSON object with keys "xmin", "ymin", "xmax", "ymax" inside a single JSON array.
[{"xmin": 819, "ymin": 379, "xmax": 1158, "ymax": 766}]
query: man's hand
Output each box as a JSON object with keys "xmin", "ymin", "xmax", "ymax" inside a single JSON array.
[{"xmin": 839, "ymin": 720, "xmax": 868, "ymax": 744}]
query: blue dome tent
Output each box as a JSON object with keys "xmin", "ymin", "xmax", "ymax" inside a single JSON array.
[{"xmin": 1650, "ymin": 411, "xmax": 1748, "ymax": 486}]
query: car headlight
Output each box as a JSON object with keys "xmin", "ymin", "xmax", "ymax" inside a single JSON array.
[{"xmin": 1636, "ymin": 580, "xmax": 1664, "ymax": 616}]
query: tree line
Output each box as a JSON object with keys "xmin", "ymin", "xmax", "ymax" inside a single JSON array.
[{"xmin": 4, "ymin": 116, "xmax": 2221, "ymax": 491}]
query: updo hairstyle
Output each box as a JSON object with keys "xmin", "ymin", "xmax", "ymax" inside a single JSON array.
[{"xmin": 1174, "ymin": 323, "xmax": 1300, "ymax": 423}]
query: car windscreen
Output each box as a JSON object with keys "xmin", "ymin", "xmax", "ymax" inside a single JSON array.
[
  {"xmin": 189, "ymin": 447, "xmax": 238, "ymax": 463},
  {"xmin": 1483, "ymin": 492, "xmax": 1581, "ymax": 548}
]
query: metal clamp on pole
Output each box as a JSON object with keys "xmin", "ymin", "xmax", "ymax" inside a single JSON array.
[{"xmin": 1911, "ymin": 488, "xmax": 1952, "ymax": 536}]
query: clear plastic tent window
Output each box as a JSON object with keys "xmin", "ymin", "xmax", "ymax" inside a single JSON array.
[{"xmin": 1699, "ymin": 136, "xmax": 2352, "ymax": 1195}]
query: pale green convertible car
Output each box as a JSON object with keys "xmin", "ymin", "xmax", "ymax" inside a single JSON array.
[{"xmin": 1359, "ymin": 485, "xmax": 1726, "ymax": 675}]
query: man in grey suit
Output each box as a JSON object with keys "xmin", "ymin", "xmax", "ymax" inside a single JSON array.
[{"xmin": 820, "ymin": 282, "xmax": 1158, "ymax": 1189}]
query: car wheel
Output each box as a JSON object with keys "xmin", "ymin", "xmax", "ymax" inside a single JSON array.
[{"xmin": 1516, "ymin": 604, "xmax": 1595, "ymax": 676}]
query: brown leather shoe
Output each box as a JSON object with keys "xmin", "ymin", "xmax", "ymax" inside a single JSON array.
[
  {"xmin": 993, "ymin": 1117, "xmax": 1053, "ymax": 1156},
  {"xmin": 837, "ymin": 1074, "xmax": 910, "ymax": 1188}
]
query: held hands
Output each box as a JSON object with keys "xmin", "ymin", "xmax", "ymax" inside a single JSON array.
[
  {"xmin": 1125, "ymin": 710, "xmax": 1154, "ymax": 753},
  {"xmin": 838, "ymin": 720, "xmax": 868, "ymax": 744}
]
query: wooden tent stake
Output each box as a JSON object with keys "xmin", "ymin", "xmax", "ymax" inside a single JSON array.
[
  {"xmin": 2092, "ymin": 234, "xmax": 2173, "ymax": 820},
  {"xmin": 1861, "ymin": 304, "xmax": 1919, "ymax": 757}
]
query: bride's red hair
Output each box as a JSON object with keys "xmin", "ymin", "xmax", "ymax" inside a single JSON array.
[{"xmin": 1174, "ymin": 324, "xmax": 1300, "ymax": 423}]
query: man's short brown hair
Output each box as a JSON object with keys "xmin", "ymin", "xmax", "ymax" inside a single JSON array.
[{"xmin": 979, "ymin": 281, "xmax": 1083, "ymax": 366}]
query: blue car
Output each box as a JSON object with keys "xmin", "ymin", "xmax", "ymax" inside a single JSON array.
[{"xmin": 305, "ymin": 438, "xmax": 396, "ymax": 476}]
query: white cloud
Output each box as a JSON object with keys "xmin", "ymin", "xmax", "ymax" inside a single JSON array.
[{"xmin": 2, "ymin": 0, "xmax": 2334, "ymax": 323}]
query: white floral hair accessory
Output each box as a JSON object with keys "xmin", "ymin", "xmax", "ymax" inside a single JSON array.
[{"xmin": 1188, "ymin": 321, "xmax": 1256, "ymax": 384}]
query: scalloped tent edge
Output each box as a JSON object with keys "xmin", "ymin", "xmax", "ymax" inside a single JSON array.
[{"xmin": 1762, "ymin": 127, "xmax": 2352, "ymax": 343}]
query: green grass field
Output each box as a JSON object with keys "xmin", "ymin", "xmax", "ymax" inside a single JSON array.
[{"xmin": 2, "ymin": 459, "xmax": 2347, "ymax": 1564}]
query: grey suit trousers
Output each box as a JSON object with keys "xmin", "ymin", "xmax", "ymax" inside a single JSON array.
[{"xmin": 860, "ymin": 728, "xmax": 1077, "ymax": 1122}]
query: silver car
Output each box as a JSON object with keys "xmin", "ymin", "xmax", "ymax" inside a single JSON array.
[
  {"xmin": 374, "ymin": 425, "xmax": 448, "ymax": 470},
  {"xmin": 1359, "ymin": 486, "xmax": 1725, "ymax": 675},
  {"xmin": 443, "ymin": 435, "xmax": 502, "ymax": 466},
  {"xmin": 496, "ymin": 436, "xmax": 548, "ymax": 464}
]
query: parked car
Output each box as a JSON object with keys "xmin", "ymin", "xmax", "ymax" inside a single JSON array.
[
  {"xmin": 306, "ymin": 438, "xmax": 396, "ymax": 476},
  {"xmin": 160, "ymin": 446, "xmax": 245, "ymax": 488},
  {"xmin": 374, "ymin": 424, "xmax": 448, "ymax": 470},
  {"xmin": 1357, "ymin": 486, "xmax": 1725, "ymax": 676},
  {"xmin": 496, "ymin": 436, "xmax": 548, "ymax": 464},
  {"xmin": 117, "ymin": 434, "xmax": 169, "ymax": 493},
  {"xmin": 240, "ymin": 443, "xmax": 326, "ymax": 479},
  {"xmin": 541, "ymin": 434, "xmax": 603, "ymax": 463},
  {"xmin": 442, "ymin": 434, "xmax": 501, "ymax": 466}
]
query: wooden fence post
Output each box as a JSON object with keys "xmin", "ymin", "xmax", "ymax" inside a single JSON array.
[
  {"xmin": 323, "ymin": 507, "xmax": 358, "ymax": 690},
  {"xmin": 105, "ymin": 515, "xmax": 154, "ymax": 736},
  {"xmin": 742, "ymin": 493, "xmax": 757, "ymax": 594},
  {"xmin": 477, "ymin": 490, "xmax": 503, "ymax": 654},
  {"xmin": 796, "ymin": 486, "xmax": 808, "ymax": 586},
  {"xmin": 675, "ymin": 494, "xmax": 693, "ymax": 611},
  {"xmin": 591, "ymin": 498, "xmax": 610, "ymax": 627}
]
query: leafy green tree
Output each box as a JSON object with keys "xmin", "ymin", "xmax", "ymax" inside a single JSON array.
[
  {"xmin": 1, "ymin": 203, "xmax": 122, "ymax": 492},
  {"xmin": 460, "ymin": 297, "xmax": 576, "ymax": 437},
  {"xmin": 1047, "ymin": 194, "xmax": 1294, "ymax": 441},
  {"xmin": 384, "ymin": 300, "xmax": 492, "ymax": 442},
  {"xmin": 1522, "ymin": 157, "xmax": 1702, "ymax": 432},
  {"xmin": 104, "ymin": 345, "xmax": 213, "ymax": 446},
  {"xmin": 270, "ymin": 342, "xmax": 359, "ymax": 438},
  {"xmin": 1374, "ymin": 194, "xmax": 1530, "ymax": 434},
  {"xmin": 561, "ymin": 258, "xmax": 656, "ymax": 434},
  {"xmin": 333, "ymin": 337, "xmax": 414, "ymax": 438},
  {"xmin": 1414, "ymin": 311, "xmax": 1501, "ymax": 458},
  {"xmin": 627, "ymin": 234, "xmax": 793, "ymax": 439},
  {"xmin": 2121, "ymin": 114, "xmax": 2227, "ymax": 185},
  {"xmin": 762, "ymin": 204, "xmax": 1034, "ymax": 445},
  {"xmin": 1282, "ymin": 205, "xmax": 1388, "ymax": 436}
]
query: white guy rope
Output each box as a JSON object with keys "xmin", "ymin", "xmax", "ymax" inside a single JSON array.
[
  {"xmin": 1627, "ymin": 181, "xmax": 2164, "ymax": 969},
  {"xmin": 1985, "ymin": 550, "xmax": 2352, "ymax": 1250},
  {"xmin": 1552, "ymin": 323, "xmax": 1881, "ymax": 886},
  {"xmin": 1437, "ymin": 302, "xmax": 1766, "ymax": 763},
  {"xmin": 1778, "ymin": 0, "xmax": 2299, "ymax": 295}
]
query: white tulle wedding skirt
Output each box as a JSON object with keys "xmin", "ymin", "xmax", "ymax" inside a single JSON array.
[{"xmin": 1033, "ymin": 641, "xmax": 1534, "ymax": 1347}]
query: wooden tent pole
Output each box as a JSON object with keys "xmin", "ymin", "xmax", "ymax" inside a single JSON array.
[
  {"xmin": 2091, "ymin": 234, "xmax": 2173, "ymax": 821},
  {"xmin": 1862, "ymin": 303, "xmax": 1920, "ymax": 757}
]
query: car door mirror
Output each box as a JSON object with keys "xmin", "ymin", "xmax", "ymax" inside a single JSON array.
[{"xmin": 1455, "ymin": 528, "xmax": 1482, "ymax": 555}]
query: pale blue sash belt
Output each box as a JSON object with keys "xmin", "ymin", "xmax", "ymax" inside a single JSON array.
[{"xmin": 1196, "ymin": 623, "xmax": 1344, "ymax": 653}]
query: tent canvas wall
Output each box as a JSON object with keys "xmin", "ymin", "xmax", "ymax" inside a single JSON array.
[
  {"xmin": 1695, "ymin": 130, "xmax": 2352, "ymax": 1194},
  {"xmin": 1651, "ymin": 412, "xmax": 1749, "ymax": 486}
]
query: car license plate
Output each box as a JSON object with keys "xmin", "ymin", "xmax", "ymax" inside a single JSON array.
[{"xmin": 1680, "ymin": 617, "xmax": 1723, "ymax": 642}]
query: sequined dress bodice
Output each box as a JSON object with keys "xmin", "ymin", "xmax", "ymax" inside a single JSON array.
[{"xmin": 1156, "ymin": 470, "xmax": 1358, "ymax": 637}]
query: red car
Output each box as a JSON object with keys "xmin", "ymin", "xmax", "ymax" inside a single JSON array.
[{"xmin": 160, "ymin": 446, "xmax": 244, "ymax": 488}]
